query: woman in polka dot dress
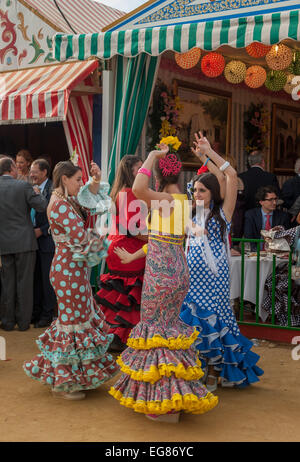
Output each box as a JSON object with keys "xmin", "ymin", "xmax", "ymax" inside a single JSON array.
[
  {"xmin": 23, "ymin": 161, "xmax": 119, "ymax": 400},
  {"xmin": 180, "ymin": 132, "xmax": 264, "ymax": 391}
]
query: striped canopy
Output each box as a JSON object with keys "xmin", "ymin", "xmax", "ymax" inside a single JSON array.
[
  {"xmin": 0, "ymin": 60, "xmax": 98, "ymax": 124},
  {"xmin": 54, "ymin": 9, "xmax": 300, "ymax": 62}
]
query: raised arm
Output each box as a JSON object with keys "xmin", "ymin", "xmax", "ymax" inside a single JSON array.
[
  {"xmin": 132, "ymin": 144, "xmax": 174, "ymax": 207},
  {"xmin": 88, "ymin": 161, "xmax": 101, "ymax": 195},
  {"xmin": 193, "ymin": 132, "xmax": 237, "ymax": 222}
]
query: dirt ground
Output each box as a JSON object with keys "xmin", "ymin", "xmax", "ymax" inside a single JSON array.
[{"xmin": 0, "ymin": 328, "xmax": 300, "ymax": 443}]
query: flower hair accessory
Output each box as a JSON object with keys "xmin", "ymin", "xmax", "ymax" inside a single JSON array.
[
  {"xmin": 158, "ymin": 154, "xmax": 182, "ymax": 177},
  {"xmin": 70, "ymin": 146, "xmax": 79, "ymax": 166},
  {"xmin": 197, "ymin": 165, "xmax": 209, "ymax": 175}
]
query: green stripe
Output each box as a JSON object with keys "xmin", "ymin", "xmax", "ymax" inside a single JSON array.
[
  {"xmin": 288, "ymin": 10, "xmax": 299, "ymax": 40},
  {"xmin": 220, "ymin": 19, "xmax": 230, "ymax": 46},
  {"xmin": 103, "ymin": 32, "xmax": 112, "ymax": 59},
  {"xmin": 66, "ymin": 35, "xmax": 74, "ymax": 59},
  {"xmin": 204, "ymin": 21, "xmax": 213, "ymax": 50},
  {"xmin": 188, "ymin": 22, "xmax": 198, "ymax": 49},
  {"xmin": 54, "ymin": 34, "xmax": 62, "ymax": 61},
  {"xmin": 118, "ymin": 30, "xmax": 126, "ymax": 55},
  {"xmin": 158, "ymin": 27, "xmax": 167, "ymax": 54},
  {"xmin": 114, "ymin": 55, "xmax": 124, "ymax": 129},
  {"xmin": 91, "ymin": 33, "xmax": 98, "ymax": 56},
  {"xmin": 270, "ymin": 12, "xmax": 281, "ymax": 44},
  {"xmin": 173, "ymin": 24, "xmax": 182, "ymax": 52},
  {"xmin": 131, "ymin": 29, "xmax": 139, "ymax": 56},
  {"xmin": 253, "ymin": 15, "xmax": 264, "ymax": 43},
  {"xmin": 236, "ymin": 17, "xmax": 247, "ymax": 48},
  {"xmin": 78, "ymin": 35, "xmax": 85, "ymax": 60},
  {"xmin": 144, "ymin": 28, "xmax": 153, "ymax": 54}
]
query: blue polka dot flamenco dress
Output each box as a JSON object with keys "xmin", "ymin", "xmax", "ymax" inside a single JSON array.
[
  {"xmin": 180, "ymin": 210, "xmax": 264, "ymax": 388},
  {"xmin": 23, "ymin": 188, "xmax": 119, "ymax": 393}
]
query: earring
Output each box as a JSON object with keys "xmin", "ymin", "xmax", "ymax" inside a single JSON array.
[
  {"xmin": 210, "ymin": 200, "xmax": 214, "ymax": 210},
  {"xmin": 64, "ymin": 184, "xmax": 68, "ymax": 198}
]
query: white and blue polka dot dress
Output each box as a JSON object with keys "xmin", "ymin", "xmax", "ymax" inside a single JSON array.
[
  {"xmin": 23, "ymin": 198, "xmax": 119, "ymax": 392},
  {"xmin": 180, "ymin": 209, "xmax": 264, "ymax": 387}
]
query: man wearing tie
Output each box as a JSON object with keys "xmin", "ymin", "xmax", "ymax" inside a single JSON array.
[
  {"xmin": 29, "ymin": 159, "xmax": 57, "ymax": 328},
  {"xmin": 244, "ymin": 185, "xmax": 291, "ymax": 251}
]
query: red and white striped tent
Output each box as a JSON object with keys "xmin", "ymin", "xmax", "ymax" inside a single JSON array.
[{"xmin": 0, "ymin": 0, "xmax": 125, "ymax": 182}]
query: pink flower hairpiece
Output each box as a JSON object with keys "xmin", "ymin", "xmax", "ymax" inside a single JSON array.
[{"xmin": 158, "ymin": 154, "xmax": 182, "ymax": 177}]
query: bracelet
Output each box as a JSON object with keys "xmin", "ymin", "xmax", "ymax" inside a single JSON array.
[
  {"xmin": 92, "ymin": 177, "xmax": 101, "ymax": 183},
  {"xmin": 203, "ymin": 157, "xmax": 210, "ymax": 167},
  {"xmin": 137, "ymin": 167, "xmax": 151, "ymax": 178},
  {"xmin": 219, "ymin": 161, "xmax": 230, "ymax": 172}
]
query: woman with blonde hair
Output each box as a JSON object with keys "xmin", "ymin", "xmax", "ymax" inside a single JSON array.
[{"xmin": 16, "ymin": 149, "xmax": 33, "ymax": 182}]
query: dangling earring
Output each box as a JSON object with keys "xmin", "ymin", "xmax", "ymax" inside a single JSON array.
[{"xmin": 64, "ymin": 184, "xmax": 68, "ymax": 198}]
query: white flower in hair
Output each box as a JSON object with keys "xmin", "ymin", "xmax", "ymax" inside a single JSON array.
[{"xmin": 70, "ymin": 147, "xmax": 79, "ymax": 166}]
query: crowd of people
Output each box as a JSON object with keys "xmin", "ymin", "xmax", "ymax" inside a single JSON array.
[{"xmin": 0, "ymin": 132, "xmax": 299, "ymax": 422}]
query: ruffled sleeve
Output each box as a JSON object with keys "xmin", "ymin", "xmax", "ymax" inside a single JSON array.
[{"xmin": 77, "ymin": 177, "xmax": 112, "ymax": 216}]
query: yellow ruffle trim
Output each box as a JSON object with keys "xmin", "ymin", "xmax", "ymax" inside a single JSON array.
[
  {"xmin": 117, "ymin": 356, "xmax": 204, "ymax": 384},
  {"xmin": 127, "ymin": 329, "xmax": 199, "ymax": 350},
  {"xmin": 109, "ymin": 388, "xmax": 219, "ymax": 415}
]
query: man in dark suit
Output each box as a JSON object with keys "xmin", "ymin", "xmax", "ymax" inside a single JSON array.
[
  {"xmin": 281, "ymin": 159, "xmax": 300, "ymax": 209},
  {"xmin": 239, "ymin": 151, "xmax": 280, "ymax": 211},
  {"xmin": 0, "ymin": 157, "xmax": 47, "ymax": 331},
  {"xmin": 29, "ymin": 159, "xmax": 57, "ymax": 328},
  {"xmin": 244, "ymin": 185, "xmax": 291, "ymax": 250}
]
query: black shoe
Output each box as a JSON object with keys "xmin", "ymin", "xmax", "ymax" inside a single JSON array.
[
  {"xmin": 18, "ymin": 326, "xmax": 30, "ymax": 331},
  {"xmin": 34, "ymin": 319, "xmax": 52, "ymax": 328},
  {"xmin": 0, "ymin": 323, "xmax": 15, "ymax": 331}
]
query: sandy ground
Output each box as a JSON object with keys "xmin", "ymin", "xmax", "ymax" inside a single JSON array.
[{"xmin": 0, "ymin": 328, "xmax": 300, "ymax": 443}]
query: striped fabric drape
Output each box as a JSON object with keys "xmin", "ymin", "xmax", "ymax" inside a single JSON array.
[
  {"xmin": 54, "ymin": 10, "xmax": 300, "ymax": 61},
  {"xmin": 63, "ymin": 95, "xmax": 94, "ymax": 184},
  {"xmin": 108, "ymin": 53, "xmax": 159, "ymax": 185}
]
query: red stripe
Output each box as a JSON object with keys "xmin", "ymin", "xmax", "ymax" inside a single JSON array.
[
  {"xmin": 1, "ymin": 97, "xmax": 8, "ymax": 121},
  {"xmin": 51, "ymin": 91, "xmax": 59, "ymax": 117},
  {"xmin": 38, "ymin": 93, "xmax": 46, "ymax": 119},
  {"xmin": 26, "ymin": 93, "xmax": 33, "ymax": 120},
  {"xmin": 14, "ymin": 94, "xmax": 21, "ymax": 120}
]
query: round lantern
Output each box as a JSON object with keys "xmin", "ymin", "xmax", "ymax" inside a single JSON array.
[
  {"xmin": 224, "ymin": 60, "xmax": 247, "ymax": 84},
  {"xmin": 265, "ymin": 44, "xmax": 293, "ymax": 70},
  {"xmin": 288, "ymin": 51, "xmax": 300, "ymax": 75},
  {"xmin": 201, "ymin": 52, "xmax": 225, "ymax": 78},
  {"xmin": 244, "ymin": 65, "xmax": 267, "ymax": 88},
  {"xmin": 246, "ymin": 42, "xmax": 271, "ymax": 58},
  {"xmin": 284, "ymin": 74, "xmax": 298, "ymax": 94},
  {"xmin": 265, "ymin": 70, "xmax": 287, "ymax": 91},
  {"xmin": 175, "ymin": 48, "xmax": 201, "ymax": 69}
]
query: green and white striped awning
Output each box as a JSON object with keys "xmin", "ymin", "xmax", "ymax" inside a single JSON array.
[{"xmin": 54, "ymin": 10, "xmax": 300, "ymax": 61}]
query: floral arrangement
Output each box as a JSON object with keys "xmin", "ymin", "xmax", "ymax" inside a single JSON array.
[
  {"xmin": 159, "ymin": 92, "xmax": 183, "ymax": 138},
  {"xmin": 159, "ymin": 135, "xmax": 182, "ymax": 152},
  {"xmin": 244, "ymin": 102, "xmax": 270, "ymax": 154}
]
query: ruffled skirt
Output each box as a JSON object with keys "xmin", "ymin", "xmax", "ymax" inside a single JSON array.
[
  {"xmin": 109, "ymin": 236, "xmax": 218, "ymax": 415},
  {"xmin": 23, "ymin": 310, "xmax": 119, "ymax": 392},
  {"xmin": 180, "ymin": 296, "xmax": 264, "ymax": 387}
]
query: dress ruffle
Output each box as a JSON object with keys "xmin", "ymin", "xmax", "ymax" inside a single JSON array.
[
  {"xmin": 23, "ymin": 312, "xmax": 119, "ymax": 392},
  {"xmin": 96, "ymin": 273, "xmax": 143, "ymax": 344},
  {"xmin": 126, "ymin": 321, "xmax": 199, "ymax": 350},
  {"xmin": 109, "ymin": 376, "xmax": 218, "ymax": 415},
  {"xmin": 180, "ymin": 297, "xmax": 264, "ymax": 387}
]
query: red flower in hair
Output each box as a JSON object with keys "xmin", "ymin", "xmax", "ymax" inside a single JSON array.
[
  {"xmin": 197, "ymin": 165, "xmax": 209, "ymax": 175},
  {"xmin": 159, "ymin": 154, "xmax": 182, "ymax": 177}
]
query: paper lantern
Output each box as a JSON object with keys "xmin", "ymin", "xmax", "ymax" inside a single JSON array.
[
  {"xmin": 265, "ymin": 44, "xmax": 293, "ymax": 70},
  {"xmin": 201, "ymin": 52, "xmax": 225, "ymax": 78},
  {"xmin": 265, "ymin": 70, "xmax": 287, "ymax": 91},
  {"xmin": 175, "ymin": 48, "xmax": 201, "ymax": 69},
  {"xmin": 284, "ymin": 74, "xmax": 298, "ymax": 94},
  {"xmin": 287, "ymin": 51, "xmax": 300, "ymax": 75},
  {"xmin": 244, "ymin": 65, "xmax": 267, "ymax": 88},
  {"xmin": 246, "ymin": 42, "xmax": 272, "ymax": 58},
  {"xmin": 224, "ymin": 60, "xmax": 246, "ymax": 84}
]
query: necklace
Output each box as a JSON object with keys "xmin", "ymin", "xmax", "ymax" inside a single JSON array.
[{"xmin": 53, "ymin": 190, "xmax": 84, "ymax": 222}]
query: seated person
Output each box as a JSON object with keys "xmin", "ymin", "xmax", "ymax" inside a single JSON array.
[{"xmin": 244, "ymin": 185, "xmax": 291, "ymax": 250}]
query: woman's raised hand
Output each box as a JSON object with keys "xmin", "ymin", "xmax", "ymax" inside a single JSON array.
[
  {"xmin": 90, "ymin": 161, "xmax": 101, "ymax": 182},
  {"xmin": 193, "ymin": 131, "xmax": 212, "ymax": 157},
  {"xmin": 150, "ymin": 143, "xmax": 169, "ymax": 159}
]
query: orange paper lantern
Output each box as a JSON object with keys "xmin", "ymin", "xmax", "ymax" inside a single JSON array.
[
  {"xmin": 265, "ymin": 44, "xmax": 293, "ymax": 70},
  {"xmin": 201, "ymin": 52, "xmax": 225, "ymax": 78},
  {"xmin": 245, "ymin": 65, "xmax": 267, "ymax": 88},
  {"xmin": 246, "ymin": 43, "xmax": 271, "ymax": 58},
  {"xmin": 175, "ymin": 48, "xmax": 201, "ymax": 69}
]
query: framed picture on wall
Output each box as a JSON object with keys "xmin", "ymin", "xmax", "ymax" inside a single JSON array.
[
  {"xmin": 173, "ymin": 80, "xmax": 232, "ymax": 168},
  {"xmin": 271, "ymin": 103, "xmax": 300, "ymax": 175}
]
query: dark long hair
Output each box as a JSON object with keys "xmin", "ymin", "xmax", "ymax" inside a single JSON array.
[
  {"xmin": 110, "ymin": 155, "xmax": 142, "ymax": 202},
  {"xmin": 192, "ymin": 172, "xmax": 227, "ymax": 243},
  {"xmin": 52, "ymin": 161, "xmax": 81, "ymax": 189}
]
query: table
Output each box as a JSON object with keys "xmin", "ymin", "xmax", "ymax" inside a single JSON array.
[{"xmin": 230, "ymin": 256, "xmax": 288, "ymax": 322}]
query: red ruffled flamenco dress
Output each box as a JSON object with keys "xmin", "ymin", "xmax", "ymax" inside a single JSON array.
[{"xmin": 95, "ymin": 188, "xmax": 147, "ymax": 349}]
